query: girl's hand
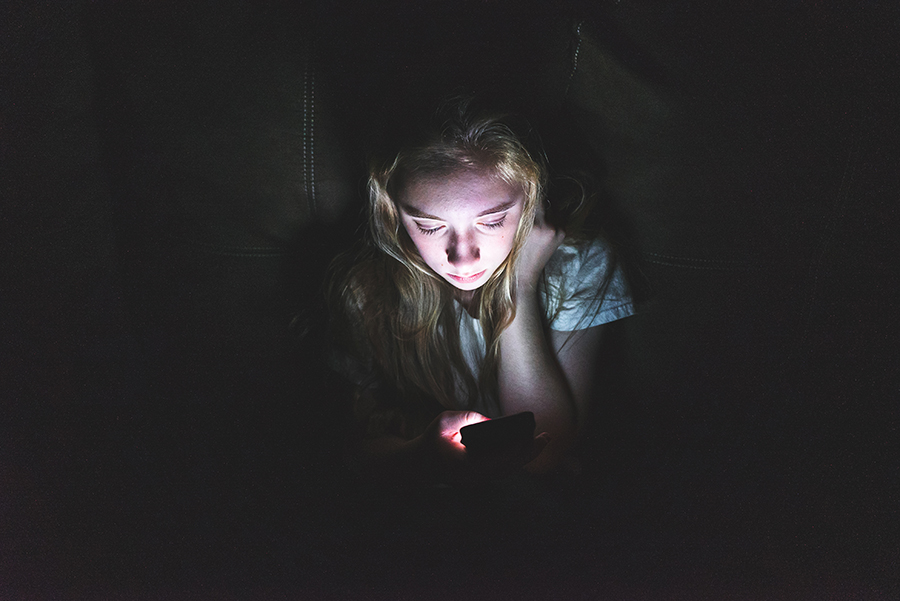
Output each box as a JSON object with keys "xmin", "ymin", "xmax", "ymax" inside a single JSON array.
[
  {"xmin": 420, "ymin": 410, "xmax": 549, "ymax": 485},
  {"xmin": 421, "ymin": 410, "xmax": 488, "ymax": 465},
  {"xmin": 517, "ymin": 203, "xmax": 565, "ymax": 293}
]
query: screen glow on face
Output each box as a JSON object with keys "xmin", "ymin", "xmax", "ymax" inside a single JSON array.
[{"xmin": 398, "ymin": 170, "xmax": 525, "ymax": 291}]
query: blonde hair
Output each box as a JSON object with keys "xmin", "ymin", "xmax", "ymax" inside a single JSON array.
[{"xmin": 330, "ymin": 106, "xmax": 547, "ymax": 413}]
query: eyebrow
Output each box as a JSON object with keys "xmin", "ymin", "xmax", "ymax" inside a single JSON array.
[{"xmin": 400, "ymin": 200, "xmax": 517, "ymax": 220}]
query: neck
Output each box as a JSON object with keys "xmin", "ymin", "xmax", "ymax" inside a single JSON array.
[{"xmin": 453, "ymin": 288, "xmax": 478, "ymax": 318}]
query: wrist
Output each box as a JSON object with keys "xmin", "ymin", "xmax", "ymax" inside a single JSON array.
[{"xmin": 515, "ymin": 281, "xmax": 541, "ymax": 303}]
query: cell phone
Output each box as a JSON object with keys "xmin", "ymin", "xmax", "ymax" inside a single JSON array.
[{"xmin": 460, "ymin": 411, "xmax": 536, "ymax": 455}]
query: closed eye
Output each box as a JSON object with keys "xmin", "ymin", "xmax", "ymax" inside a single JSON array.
[
  {"xmin": 480, "ymin": 216, "xmax": 506, "ymax": 230},
  {"xmin": 415, "ymin": 222, "xmax": 444, "ymax": 235}
]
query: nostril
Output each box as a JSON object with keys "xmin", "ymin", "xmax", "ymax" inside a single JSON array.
[{"xmin": 446, "ymin": 235, "xmax": 478, "ymax": 266}]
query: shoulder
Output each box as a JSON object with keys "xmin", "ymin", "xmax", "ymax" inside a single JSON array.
[
  {"xmin": 544, "ymin": 238, "xmax": 615, "ymax": 280},
  {"xmin": 543, "ymin": 237, "xmax": 620, "ymax": 299},
  {"xmin": 540, "ymin": 237, "xmax": 635, "ymax": 331}
]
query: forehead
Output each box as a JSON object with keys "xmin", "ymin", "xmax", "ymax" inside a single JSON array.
[{"xmin": 399, "ymin": 169, "xmax": 524, "ymax": 216}]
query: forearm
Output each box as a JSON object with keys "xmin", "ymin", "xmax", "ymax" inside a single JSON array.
[{"xmin": 498, "ymin": 289, "xmax": 578, "ymax": 472}]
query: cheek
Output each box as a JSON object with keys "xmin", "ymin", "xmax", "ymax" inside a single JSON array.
[
  {"xmin": 491, "ymin": 236, "xmax": 516, "ymax": 262},
  {"xmin": 401, "ymin": 224, "xmax": 432, "ymax": 261},
  {"xmin": 412, "ymin": 237, "xmax": 443, "ymax": 266}
]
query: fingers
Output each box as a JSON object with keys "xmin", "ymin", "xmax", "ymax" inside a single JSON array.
[
  {"xmin": 552, "ymin": 227, "xmax": 566, "ymax": 246},
  {"xmin": 535, "ymin": 200, "xmax": 565, "ymax": 236},
  {"xmin": 437, "ymin": 411, "xmax": 488, "ymax": 453},
  {"xmin": 534, "ymin": 199, "xmax": 546, "ymax": 225},
  {"xmin": 442, "ymin": 411, "xmax": 488, "ymax": 433},
  {"xmin": 527, "ymin": 432, "xmax": 551, "ymax": 464},
  {"xmin": 458, "ymin": 411, "xmax": 490, "ymax": 427},
  {"xmin": 532, "ymin": 204, "xmax": 565, "ymax": 239},
  {"xmin": 433, "ymin": 411, "xmax": 552, "ymax": 483},
  {"xmin": 463, "ymin": 432, "xmax": 550, "ymax": 480}
]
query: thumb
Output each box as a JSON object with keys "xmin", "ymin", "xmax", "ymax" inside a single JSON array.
[
  {"xmin": 452, "ymin": 411, "xmax": 489, "ymax": 429},
  {"xmin": 439, "ymin": 411, "xmax": 489, "ymax": 439},
  {"xmin": 528, "ymin": 432, "xmax": 551, "ymax": 463}
]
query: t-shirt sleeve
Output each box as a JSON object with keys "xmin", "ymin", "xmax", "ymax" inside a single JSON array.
[{"xmin": 541, "ymin": 238, "xmax": 635, "ymax": 332}]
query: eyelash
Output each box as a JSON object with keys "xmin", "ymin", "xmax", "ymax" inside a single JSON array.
[
  {"xmin": 414, "ymin": 216, "xmax": 506, "ymax": 236},
  {"xmin": 417, "ymin": 225, "xmax": 442, "ymax": 236}
]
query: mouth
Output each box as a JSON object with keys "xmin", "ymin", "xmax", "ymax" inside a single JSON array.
[{"xmin": 447, "ymin": 270, "xmax": 486, "ymax": 285}]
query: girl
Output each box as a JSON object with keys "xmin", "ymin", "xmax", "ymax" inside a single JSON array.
[{"xmin": 328, "ymin": 103, "xmax": 633, "ymax": 483}]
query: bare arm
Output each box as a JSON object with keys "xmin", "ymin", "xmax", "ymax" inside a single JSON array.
[
  {"xmin": 548, "ymin": 325, "xmax": 604, "ymax": 442},
  {"xmin": 497, "ymin": 210, "xmax": 604, "ymax": 473},
  {"xmin": 498, "ymin": 289, "xmax": 604, "ymax": 473}
]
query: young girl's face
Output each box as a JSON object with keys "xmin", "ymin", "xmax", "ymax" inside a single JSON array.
[{"xmin": 398, "ymin": 169, "xmax": 525, "ymax": 291}]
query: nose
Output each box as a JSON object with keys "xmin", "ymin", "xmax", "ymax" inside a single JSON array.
[{"xmin": 446, "ymin": 231, "xmax": 480, "ymax": 269}]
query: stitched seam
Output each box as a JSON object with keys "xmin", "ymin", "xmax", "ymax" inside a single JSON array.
[
  {"xmin": 563, "ymin": 21, "xmax": 584, "ymax": 101},
  {"xmin": 643, "ymin": 258, "xmax": 758, "ymax": 271},
  {"xmin": 154, "ymin": 234, "xmax": 285, "ymax": 256},
  {"xmin": 309, "ymin": 48, "xmax": 316, "ymax": 215},
  {"xmin": 301, "ymin": 46, "xmax": 311, "ymax": 218},
  {"xmin": 197, "ymin": 251, "xmax": 285, "ymax": 257},
  {"xmin": 644, "ymin": 252, "xmax": 760, "ymax": 265}
]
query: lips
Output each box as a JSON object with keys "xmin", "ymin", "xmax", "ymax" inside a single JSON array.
[{"xmin": 447, "ymin": 270, "xmax": 486, "ymax": 285}]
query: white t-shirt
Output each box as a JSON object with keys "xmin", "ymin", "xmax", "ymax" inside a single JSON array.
[{"xmin": 452, "ymin": 237, "xmax": 634, "ymax": 416}]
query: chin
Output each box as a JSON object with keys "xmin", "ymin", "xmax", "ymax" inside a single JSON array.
[{"xmin": 448, "ymin": 281, "xmax": 485, "ymax": 292}]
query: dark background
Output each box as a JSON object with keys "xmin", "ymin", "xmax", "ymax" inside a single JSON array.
[{"xmin": 2, "ymin": 1, "xmax": 897, "ymax": 598}]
